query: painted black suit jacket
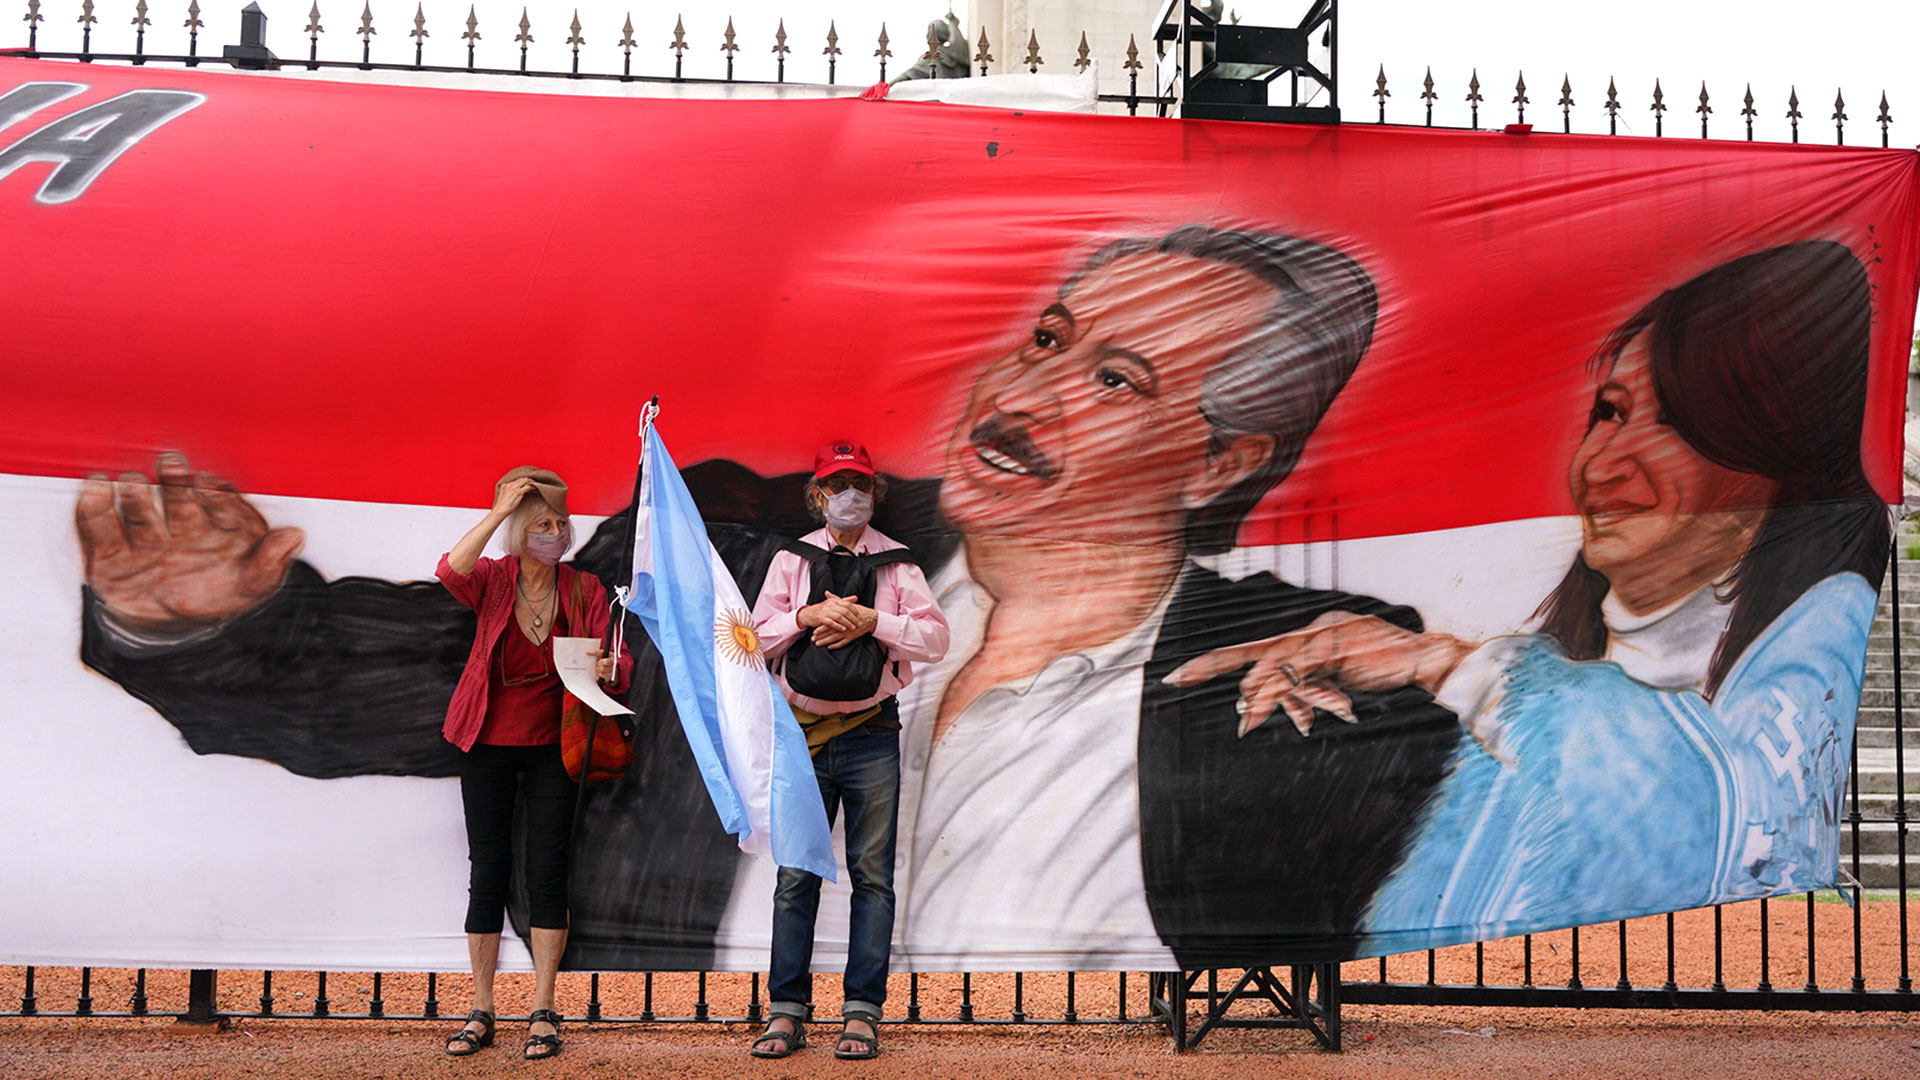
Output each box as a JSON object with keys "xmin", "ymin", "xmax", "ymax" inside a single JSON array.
[{"xmin": 80, "ymin": 461, "xmax": 1454, "ymax": 969}]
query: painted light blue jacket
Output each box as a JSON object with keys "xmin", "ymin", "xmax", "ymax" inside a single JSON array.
[{"xmin": 1361, "ymin": 573, "xmax": 1876, "ymax": 957}]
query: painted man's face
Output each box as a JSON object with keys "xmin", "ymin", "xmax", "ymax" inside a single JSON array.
[{"xmin": 939, "ymin": 252, "xmax": 1278, "ymax": 547}]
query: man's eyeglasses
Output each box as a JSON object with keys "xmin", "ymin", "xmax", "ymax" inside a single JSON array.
[{"xmin": 819, "ymin": 474, "xmax": 876, "ymax": 494}]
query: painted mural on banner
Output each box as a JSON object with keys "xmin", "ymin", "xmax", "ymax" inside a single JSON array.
[{"xmin": 2, "ymin": 59, "xmax": 1917, "ymax": 973}]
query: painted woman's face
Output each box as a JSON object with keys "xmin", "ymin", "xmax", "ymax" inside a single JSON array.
[{"xmin": 1569, "ymin": 331, "xmax": 1774, "ymax": 610}]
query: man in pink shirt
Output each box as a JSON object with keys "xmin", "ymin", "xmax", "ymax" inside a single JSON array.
[{"xmin": 747, "ymin": 441, "xmax": 949, "ymax": 1061}]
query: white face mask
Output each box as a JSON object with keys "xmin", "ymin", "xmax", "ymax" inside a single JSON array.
[
  {"xmin": 523, "ymin": 522, "xmax": 574, "ymax": 564},
  {"xmin": 824, "ymin": 488, "xmax": 874, "ymax": 532}
]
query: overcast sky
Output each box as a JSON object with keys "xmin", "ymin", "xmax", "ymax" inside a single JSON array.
[{"xmin": 23, "ymin": 2, "xmax": 1916, "ymax": 144}]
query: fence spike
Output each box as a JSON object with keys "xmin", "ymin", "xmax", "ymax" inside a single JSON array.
[
  {"xmin": 620, "ymin": 14, "xmax": 634, "ymax": 54},
  {"xmin": 1605, "ymin": 76, "xmax": 1619, "ymax": 134},
  {"xmin": 1834, "ymin": 88, "xmax": 1847, "ymax": 143},
  {"xmin": 670, "ymin": 14, "xmax": 685, "ymax": 57},
  {"xmin": 412, "ymin": 4, "xmax": 426, "ymax": 41},
  {"xmin": 1466, "ymin": 68, "xmax": 1481, "ymax": 129},
  {"xmin": 77, "ymin": 0, "xmax": 93, "ymax": 27},
  {"xmin": 1741, "ymin": 82, "xmax": 1756, "ymax": 143},
  {"xmin": 135, "ymin": 0, "xmax": 149, "ymax": 29},
  {"xmin": 772, "ymin": 18, "xmax": 787, "ymax": 56},
  {"xmin": 133, "ymin": 0, "xmax": 150, "ymax": 62},
  {"xmin": 976, "ymin": 25, "xmax": 993, "ymax": 76},
  {"xmin": 1559, "ymin": 74, "xmax": 1573, "ymax": 133},
  {"xmin": 184, "ymin": 0, "xmax": 200, "ymax": 32},
  {"xmin": 23, "ymin": 0, "xmax": 41, "ymax": 53},
  {"xmin": 823, "ymin": 19, "xmax": 838, "ymax": 83},
  {"xmin": 1698, "ymin": 81, "xmax": 1710, "ymax": 138},
  {"xmin": 1880, "ymin": 91, "xmax": 1892, "ymax": 147},
  {"xmin": 875, "ymin": 22, "xmax": 889, "ymax": 81},
  {"xmin": 1421, "ymin": 66, "xmax": 1435, "ymax": 126},
  {"xmin": 1075, "ymin": 31, "xmax": 1090, "ymax": 73},
  {"xmin": 1513, "ymin": 71, "xmax": 1527, "ymax": 123},
  {"xmin": 567, "ymin": 10, "xmax": 582, "ymax": 49},
  {"xmin": 1025, "ymin": 29, "xmax": 1042, "ymax": 73},
  {"xmin": 721, "ymin": 16, "xmax": 736, "ymax": 56},
  {"xmin": 1374, "ymin": 64, "xmax": 1389, "ymax": 124},
  {"xmin": 514, "ymin": 6, "xmax": 530, "ymax": 71},
  {"xmin": 1788, "ymin": 85, "xmax": 1802, "ymax": 143},
  {"xmin": 1651, "ymin": 78, "xmax": 1665, "ymax": 136},
  {"xmin": 357, "ymin": 0, "xmax": 372, "ymax": 41},
  {"xmin": 925, "ymin": 24, "xmax": 939, "ymax": 70}
]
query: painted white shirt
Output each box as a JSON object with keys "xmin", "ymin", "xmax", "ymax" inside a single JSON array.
[
  {"xmin": 1599, "ymin": 584, "xmax": 1731, "ymax": 693},
  {"xmin": 1439, "ymin": 583, "xmax": 1732, "ymax": 743},
  {"xmin": 894, "ymin": 555, "xmax": 1179, "ymax": 970}
]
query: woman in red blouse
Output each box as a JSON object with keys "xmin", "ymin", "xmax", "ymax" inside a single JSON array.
[{"xmin": 436, "ymin": 466, "xmax": 632, "ymax": 1060}]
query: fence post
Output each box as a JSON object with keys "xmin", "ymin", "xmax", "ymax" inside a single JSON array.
[{"xmin": 174, "ymin": 969, "xmax": 227, "ymax": 1030}]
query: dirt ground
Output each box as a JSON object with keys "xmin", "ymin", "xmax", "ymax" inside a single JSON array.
[
  {"xmin": 7, "ymin": 900, "xmax": 1920, "ymax": 1079},
  {"xmin": 4, "ymin": 1007, "xmax": 1918, "ymax": 1080}
]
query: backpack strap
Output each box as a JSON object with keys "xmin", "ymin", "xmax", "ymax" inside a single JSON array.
[
  {"xmin": 781, "ymin": 539, "xmax": 831, "ymax": 562},
  {"xmin": 858, "ymin": 547, "xmax": 917, "ymax": 570}
]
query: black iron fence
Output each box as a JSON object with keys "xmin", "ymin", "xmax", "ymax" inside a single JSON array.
[
  {"xmin": 1, "ymin": 0, "xmax": 1915, "ymax": 1055},
  {"xmin": 1, "ymin": 0, "xmax": 1908, "ymax": 141}
]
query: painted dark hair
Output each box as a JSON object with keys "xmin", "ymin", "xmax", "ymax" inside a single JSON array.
[
  {"xmin": 1535, "ymin": 240, "xmax": 1889, "ymax": 698},
  {"xmin": 1065, "ymin": 225, "xmax": 1379, "ymax": 555}
]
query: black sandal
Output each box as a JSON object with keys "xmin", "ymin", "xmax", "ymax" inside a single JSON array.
[
  {"xmin": 749, "ymin": 1018, "xmax": 807, "ymax": 1058},
  {"xmin": 834, "ymin": 1010, "xmax": 881, "ymax": 1061},
  {"xmin": 523, "ymin": 1008, "xmax": 563, "ymax": 1060},
  {"xmin": 443, "ymin": 1009, "xmax": 495, "ymax": 1057}
]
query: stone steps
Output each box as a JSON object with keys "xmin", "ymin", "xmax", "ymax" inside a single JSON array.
[
  {"xmin": 1855, "ymin": 686, "xmax": 1920, "ymax": 708},
  {"xmin": 1854, "ymin": 727, "xmax": 1920, "ymax": 750},
  {"xmin": 1853, "ymin": 705, "xmax": 1920, "ymax": 727},
  {"xmin": 1836, "ymin": 822, "xmax": 1919, "ymax": 856},
  {"xmin": 1848, "ymin": 748, "xmax": 1920, "ymax": 794},
  {"xmin": 1842, "ymin": 854, "xmax": 1915, "ymax": 888}
]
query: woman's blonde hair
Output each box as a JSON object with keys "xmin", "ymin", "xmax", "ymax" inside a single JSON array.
[{"xmin": 501, "ymin": 493, "xmax": 570, "ymax": 556}]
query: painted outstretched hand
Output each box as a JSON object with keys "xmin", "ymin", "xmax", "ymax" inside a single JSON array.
[
  {"xmin": 1163, "ymin": 611, "xmax": 1472, "ymax": 737},
  {"xmin": 76, "ymin": 452, "xmax": 305, "ymax": 634}
]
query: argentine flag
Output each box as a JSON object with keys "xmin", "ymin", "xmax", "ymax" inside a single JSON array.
[{"xmin": 626, "ymin": 424, "xmax": 837, "ymax": 880}]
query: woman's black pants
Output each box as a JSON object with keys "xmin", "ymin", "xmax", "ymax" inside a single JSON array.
[{"xmin": 458, "ymin": 743, "xmax": 578, "ymax": 934}]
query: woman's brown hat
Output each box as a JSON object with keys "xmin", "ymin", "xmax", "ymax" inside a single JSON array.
[{"xmin": 496, "ymin": 466, "xmax": 569, "ymax": 515}]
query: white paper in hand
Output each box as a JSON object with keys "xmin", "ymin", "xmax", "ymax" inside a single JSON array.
[{"xmin": 552, "ymin": 636, "xmax": 634, "ymax": 717}]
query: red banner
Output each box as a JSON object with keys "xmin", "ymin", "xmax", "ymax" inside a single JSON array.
[
  {"xmin": 2, "ymin": 59, "xmax": 1914, "ymax": 543},
  {"xmin": 3, "ymin": 59, "xmax": 1916, "ymax": 972}
]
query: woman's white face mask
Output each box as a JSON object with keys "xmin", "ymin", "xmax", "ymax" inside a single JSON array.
[{"xmin": 523, "ymin": 521, "xmax": 574, "ymax": 564}]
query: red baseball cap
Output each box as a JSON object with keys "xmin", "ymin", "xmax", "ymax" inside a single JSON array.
[{"xmin": 813, "ymin": 440, "xmax": 875, "ymax": 479}]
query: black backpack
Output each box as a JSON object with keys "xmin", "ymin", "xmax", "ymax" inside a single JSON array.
[{"xmin": 775, "ymin": 539, "xmax": 918, "ymax": 702}]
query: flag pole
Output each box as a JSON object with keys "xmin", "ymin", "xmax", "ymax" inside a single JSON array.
[{"xmin": 567, "ymin": 395, "xmax": 659, "ymax": 862}]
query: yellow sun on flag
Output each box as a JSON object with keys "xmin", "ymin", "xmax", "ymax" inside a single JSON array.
[{"xmin": 715, "ymin": 608, "xmax": 765, "ymax": 669}]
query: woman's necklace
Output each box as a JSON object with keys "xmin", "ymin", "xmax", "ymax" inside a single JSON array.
[{"xmin": 516, "ymin": 573, "xmax": 557, "ymax": 629}]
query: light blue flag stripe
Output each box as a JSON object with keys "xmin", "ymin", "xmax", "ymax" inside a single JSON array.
[
  {"xmin": 627, "ymin": 427, "xmax": 746, "ymax": 836},
  {"xmin": 626, "ymin": 425, "xmax": 836, "ymax": 880}
]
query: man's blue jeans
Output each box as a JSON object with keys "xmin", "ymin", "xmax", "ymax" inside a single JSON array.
[{"xmin": 767, "ymin": 722, "xmax": 900, "ymax": 1020}]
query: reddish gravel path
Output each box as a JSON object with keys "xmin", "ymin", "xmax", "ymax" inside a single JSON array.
[
  {"xmin": 6, "ymin": 900, "xmax": 1920, "ymax": 1078},
  {"xmin": 4, "ymin": 1008, "xmax": 1918, "ymax": 1080}
]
